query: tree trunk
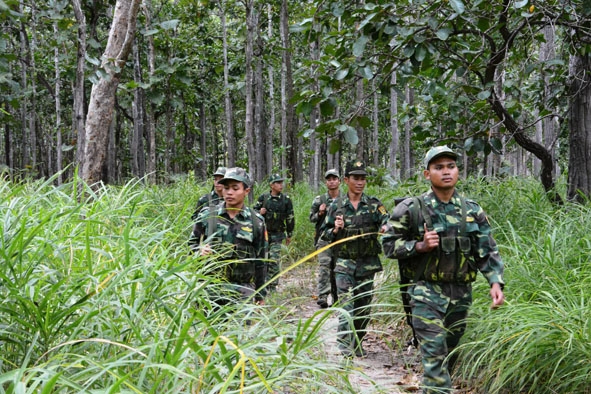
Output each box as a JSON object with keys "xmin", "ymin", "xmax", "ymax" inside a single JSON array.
[
  {"xmin": 245, "ymin": 0, "xmax": 257, "ymax": 178},
  {"xmin": 372, "ymin": 79, "xmax": 379, "ymax": 166},
  {"xmin": 266, "ymin": 4, "xmax": 275, "ymax": 177},
  {"xmin": 142, "ymin": 0, "xmax": 156, "ymax": 183},
  {"xmin": 280, "ymin": 0, "xmax": 299, "ymax": 182},
  {"xmin": 389, "ymin": 72, "xmax": 399, "ymax": 178},
  {"xmin": 567, "ymin": 54, "xmax": 591, "ymax": 202},
  {"xmin": 82, "ymin": 0, "xmax": 141, "ymax": 185},
  {"xmin": 402, "ymin": 86, "xmax": 414, "ymax": 178},
  {"xmin": 131, "ymin": 40, "xmax": 145, "ymax": 178},
  {"xmin": 54, "ymin": 21, "xmax": 63, "ymax": 184},
  {"xmin": 219, "ymin": 0, "xmax": 235, "ymax": 167},
  {"xmin": 72, "ymin": 0, "xmax": 87, "ymax": 174}
]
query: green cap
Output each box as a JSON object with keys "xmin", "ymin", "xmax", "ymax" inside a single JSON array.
[
  {"xmin": 424, "ymin": 145, "xmax": 458, "ymax": 169},
  {"xmin": 344, "ymin": 159, "xmax": 367, "ymax": 176},
  {"xmin": 325, "ymin": 169, "xmax": 340, "ymax": 178},
  {"xmin": 268, "ymin": 173, "xmax": 284, "ymax": 183},
  {"xmin": 219, "ymin": 167, "xmax": 252, "ymax": 188},
  {"xmin": 213, "ymin": 166, "xmax": 227, "ymax": 177}
]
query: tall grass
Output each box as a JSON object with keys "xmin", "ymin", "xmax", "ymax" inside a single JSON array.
[
  {"xmin": 2, "ymin": 174, "xmax": 590, "ymax": 393},
  {"xmin": 0, "ymin": 176, "xmax": 356, "ymax": 393}
]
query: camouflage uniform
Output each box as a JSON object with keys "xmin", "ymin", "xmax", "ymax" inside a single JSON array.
[
  {"xmin": 254, "ymin": 175, "xmax": 294, "ymax": 291},
  {"xmin": 309, "ymin": 170, "xmax": 342, "ymax": 307},
  {"xmin": 189, "ymin": 168, "xmax": 267, "ymax": 303},
  {"xmin": 191, "ymin": 166, "xmax": 227, "ymax": 221},
  {"xmin": 383, "ymin": 190, "xmax": 504, "ymax": 393},
  {"xmin": 322, "ymin": 162, "xmax": 389, "ymax": 356}
]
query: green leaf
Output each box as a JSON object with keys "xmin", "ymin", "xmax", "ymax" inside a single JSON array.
[
  {"xmin": 343, "ymin": 126, "xmax": 359, "ymax": 145},
  {"xmin": 359, "ymin": 65, "xmax": 374, "ymax": 79},
  {"xmin": 477, "ymin": 90, "xmax": 491, "ymax": 100},
  {"xmin": 490, "ymin": 137, "xmax": 503, "ymax": 154},
  {"xmin": 331, "ymin": 3, "xmax": 345, "ymax": 17},
  {"xmin": 329, "ymin": 139, "xmax": 341, "ymax": 154},
  {"xmin": 436, "ymin": 28, "xmax": 452, "ymax": 41},
  {"xmin": 353, "ymin": 35, "xmax": 370, "ymax": 57},
  {"xmin": 160, "ymin": 19, "xmax": 180, "ymax": 30},
  {"xmin": 355, "ymin": 116, "xmax": 372, "ymax": 128},
  {"xmin": 296, "ymin": 101, "xmax": 314, "ymax": 116},
  {"xmin": 514, "ymin": 0, "xmax": 528, "ymax": 8},
  {"xmin": 144, "ymin": 29, "xmax": 159, "ymax": 37},
  {"xmin": 319, "ymin": 98, "xmax": 336, "ymax": 117},
  {"xmin": 335, "ymin": 68, "xmax": 349, "ymax": 80},
  {"xmin": 302, "ymin": 128, "xmax": 315, "ymax": 138},
  {"xmin": 415, "ymin": 44, "xmax": 427, "ymax": 61},
  {"xmin": 449, "ymin": 0, "xmax": 465, "ymax": 14}
]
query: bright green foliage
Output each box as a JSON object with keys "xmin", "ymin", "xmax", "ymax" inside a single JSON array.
[{"xmin": 0, "ymin": 176, "xmax": 354, "ymax": 393}]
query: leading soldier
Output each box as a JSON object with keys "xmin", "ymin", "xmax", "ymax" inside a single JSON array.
[{"xmin": 382, "ymin": 146, "xmax": 505, "ymax": 393}]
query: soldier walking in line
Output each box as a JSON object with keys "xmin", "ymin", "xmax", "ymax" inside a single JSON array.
[
  {"xmin": 191, "ymin": 166, "xmax": 227, "ymax": 221},
  {"xmin": 189, "ymin": 167, "xmax": 268, "ymax": 305},
  {"xmin": 383, "ymin": 146, "xmax": 505, "ymax": 394},
  {"xmin": 309, "ymin": 168, "xmax": 342, "ymax": 308},
  {"xmin": 254, "ymin": 174, "xmax": 295, "ymax": 292},
  {"xmin": 321, "ymin": 160, "xmax": 390, "ymax": 358}
]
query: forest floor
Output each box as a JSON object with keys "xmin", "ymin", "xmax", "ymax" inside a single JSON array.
[
  {"xmin": 272, "ymin": 260, "xmax": 480, "ymax": 394},
  {"xmin": 271, "ymin": 260, "xmax": 423, "ymax": 393}
]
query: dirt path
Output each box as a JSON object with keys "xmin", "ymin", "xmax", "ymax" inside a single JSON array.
[{"xmin": 277, "ymin": 262, "xmax": 424, "ymax": 393}]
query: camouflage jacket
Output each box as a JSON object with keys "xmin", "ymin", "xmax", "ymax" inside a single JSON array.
[
  {"xmin": 321, "ymin": 193, "xmax": 389, "ymax": 275},
  {"xmin": 253, "ymin": 192, "xmax": 295, "ymax": 238},
  {"xmin": 189, "ymin": 203, "xmax": 268, "ymax": 298},
  {"xmin": 382, "ymin": 190, "xmax": 504, "ymax": 286},
  {"xmin": 309, "ymin": 191, "xmax": 342, "ymax": 245},
  {"xmin": 191, "ymin": 190, "xmax": 224, "ymax": 221}
]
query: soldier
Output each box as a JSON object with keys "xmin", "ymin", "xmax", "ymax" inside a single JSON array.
[
  {"xmin": 321, "ymin": 160, "xmax": 390, "ymax": 357},
  {"xmin": 309, "ymin": 168, "xmax": 342, "ymax": 308},
  {"xmin": 382, "ymin": 146, "xmax": 505, "ymax": 393},
  {"xmin": 254, "ymin": 174, "xmax": 295, "ymax": 292},
  {"xmin": 191, "ymin": 166, "xmax": 227, "ymax": 221},
  {"xmin": 189, "ymin": 167, "xmax": 268, "ymax": 305}
]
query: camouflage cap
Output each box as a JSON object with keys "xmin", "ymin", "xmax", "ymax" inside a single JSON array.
[
  {"xmin": 424, "ymin": 145, "xmax": 458, "ymax": 169},
  {"xmin": 344, "ymin": 159, "xmax": 367, "ymax": 176},
  {"xmin": 213, "ymin": 166, "xmax": 227, "ymax": 177},
  {"xmin": 219, "ymin": 167, "xmax": 252, "ymax": 188},
  {"xmin": 324, "ymin": 168, "xmax": 340, "ymax": 178},
  {"xmin": 268, "ymin": 173, "xmax": 284, "ymax": 183}
]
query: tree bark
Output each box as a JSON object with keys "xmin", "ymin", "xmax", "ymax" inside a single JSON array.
[
  {"xmin": 389, "ymin": 72, "xmax": 399, "ymax": 178},
  {"xmin": 567, "ymin": 54, "xmax": 591, "ymax": 202},
  {"xmin": 81, "ymin": 0, "xmax": 141, "ymax": 185},
  {"xmin": 142, "ymin": 0, "xmax": 156, "ymax": 183},
  {"xmin": 219, "ymin": 0, "xmax": 236, "ymax": 167},
  {"xmin": 72, "ymin": 0, "xmax": 87, "ymax": 174},
  {"xmin": 245, "ymin": 0, "xmax": 257, "ymax": 178},
  {"xmin": 280, "ymin": 0, "xmax": 299, "ymax": 182}
]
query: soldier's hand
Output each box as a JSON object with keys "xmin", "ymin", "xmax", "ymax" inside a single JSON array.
[
  {"xmin": 490, "ymin": 283, "xmax": 505, "ymax": 309},
  {"xmin": 333, "ymin": 215, "xmax": 344, "ymax": 233},
  {"xmin": 260, "ymin": 207, "xmax": 267, "ymax": 215},
  {"xmin": 416, "ymin": 224, "xmax": 439, "ymax": 252},
  {"xmin": 199, "ymin": 244, "xmax": 213, "ymax": 256},
  {"xmin": 285, "ymin": 237, "xmax": 291, "ymax": 245},
  {"xmin": 319, "ymin": 203, "xmax": 327, "ymax": 215}
]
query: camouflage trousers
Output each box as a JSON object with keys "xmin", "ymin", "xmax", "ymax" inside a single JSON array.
[
  {"xmin": 410, "ymin": 281, "xmax": 472, "ymax": 394},
  {"xmin": 315, "ymin": 239, "xmax": 337, "ymax": 302},
  {"xmin": 334, "ymin": 269, "xmax": 376, "ymax": 352},
  {"xmin": 267, "ymin": 234, "xmax": 285, "ymax": 290}
]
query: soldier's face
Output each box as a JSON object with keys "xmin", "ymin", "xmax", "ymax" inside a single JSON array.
[
  {"xmin": 344, "ymin": 174, "xmax": 366, "ymax": 196},
  {"xmin": 325, "ymin": 175, "xmax": 340, "ymax": 190},
  {"xmin": 222, "ymin": 180, "xmax": 250, "ymax": 208},
  {"xmin": 424, "ymin": 156, "xmax": 459, "ymax": 190},
  {"xmin": 271, "ymin": 181, "xmax": 284, "ymax": 194},
  {"xmin": 214, "ymin": 175, "xmax": 224, "ymax": 194}
]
